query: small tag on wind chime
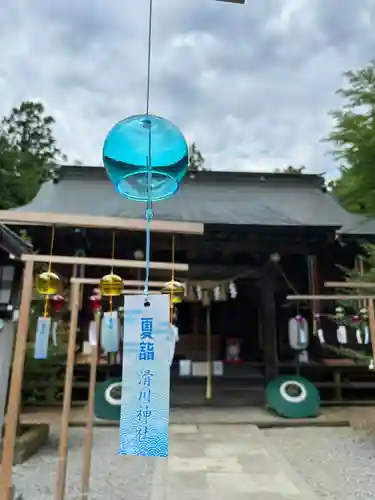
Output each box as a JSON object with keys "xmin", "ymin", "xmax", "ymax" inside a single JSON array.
[
  {"xmin": 119, "ymin": 294, "xmax": 170, "ymax": 458},
  {"xmin": 337, "ymin": 325, "xmax": 347, "ymax": 344},
  {"xmin": 360, "ymin": 308, "xmax": 370, "ymax": 344},
  {"xmin": 315, "ymin": 313, "xmax": 325, "ymax": 343},
  {"xmin": 335, "ymin": 307, "xmax": 347, "ymax": 344},
  {"xmin": 88, "ymin": 320, "xmax": 97, "ymax": 346},
  {"xmin": 364, "ymin": 325, "xmax": 370, "ymax": 344},
  {"xmin": 352, "ymin": 316, "xmax": 362, "ymax": 344},
  {"xmin": 34, "ymin": 316, "xmax": 52, "ymax": 359},
  {"xmin": 51, "ymin": 321, "xmax": 58, "ymax": 347},
  {"xmin": 101, "ymin": 311, "xmax": 119, "ymax": 353}
]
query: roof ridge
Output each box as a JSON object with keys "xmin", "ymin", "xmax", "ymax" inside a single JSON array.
[{"xmin": 56, "ymin": 164, "xmax": 324, "ymax": 186}]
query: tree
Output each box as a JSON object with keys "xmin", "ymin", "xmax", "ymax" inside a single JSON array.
[
  {"xmin": 0, "ymin": 100, "xmax": 66, "ymax": 209},
  {"xmin": 326, "ymin": 61, "xmax": 375, "ymax": 216},
  {"xmin": 274, "ymin": 165, "xmax": 306, "ymax": 174},
  {"xmin": 188, "ymin": 142, "xmax": 206, "ymax": 171}
]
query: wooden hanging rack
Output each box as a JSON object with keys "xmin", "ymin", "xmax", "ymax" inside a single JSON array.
[
  {"xmin": 287, "ymin": 294, "xmax": 375, "ymax": 300},
  {"xmin": 287, "ymin": 281, "xmax": 375, "ymax": 362},
  {"xmin": 325, "ymin": 281, "xmax": 375, "ymax": 289}
]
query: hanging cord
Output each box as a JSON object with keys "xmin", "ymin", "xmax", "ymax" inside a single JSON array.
[
  {"xmin": 145, "ymin": 0, "xmax": 153, "ymax": 117},
  {"xmin": 170, "ymin": 236, "xmax": 175, "ymax": 324},
  {"xmin": 109, "ymin": 231, "xmax": 116, "ymax": 314},
  {"xmin": 143, "ymin": 0, "xmax": 155, "ymax": 305},
  {"xmin": 43, "ymin": 225, "xmax": 55, "ymax": 319}
]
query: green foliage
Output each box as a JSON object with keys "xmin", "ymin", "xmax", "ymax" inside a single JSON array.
[
  {"xmin": 0, "ymin": 100, "xmax": 66, "ymax": 209},
  {"xmin": 22, "ymin": 344, "xmax": 68, "ymax": 405},
  {"xmin": 188, "ymin": 142, "xmax": 206, "ymax": 171},
  {"xmin": 341, "ymin": 244, "xmax": 375, "ymax": 290},
  {"xmin": 274, "ymin": 165, "xmax": 306, "ymax": 174},
  {"xmin": 326, "ymin": 61, "xmax": 375, "ymax": 216}
]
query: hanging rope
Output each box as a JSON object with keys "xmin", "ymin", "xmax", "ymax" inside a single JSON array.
[
  {"xmin": 109, "ymin": 231, "xmax": 116, "ymax": 314},
  {"xmin": 143, "ymin": 0, "xmax": 154, "ymax": 305},
  {"xmin": 170, "ymin": 236, "xmax": 175, "ymax": 324},
  {"xmin": 43, "ymin": 225, "xmax": 55, "ymax": 318},
  {"xmin": 145, "ymin": 0, "xmax": 153, "ymax": 117}
]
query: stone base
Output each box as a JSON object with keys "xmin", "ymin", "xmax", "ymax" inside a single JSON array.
[{"xmin": 0, "ymin": 423, "xmax": 49, "ymax": 465}]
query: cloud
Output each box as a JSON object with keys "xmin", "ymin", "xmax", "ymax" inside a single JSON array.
[{"xmin": 0, "ymin": 0, "xmax": 375, "ymax": 176}]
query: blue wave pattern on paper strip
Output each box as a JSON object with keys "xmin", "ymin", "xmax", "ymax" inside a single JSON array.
[
  {"xmin": 119, "ymin": 294, "xmax": 170, "ymax": 458},
  {"xmin": 34, "ymin": 316, "xmax": 51, "ymax": 359},
  {"xmin": 101, "ymin": 312, "xmax": 119, "ymax": 353}
]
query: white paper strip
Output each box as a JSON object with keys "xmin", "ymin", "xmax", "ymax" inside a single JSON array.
[
  {"xmin": 337, "ymin": 325, "xmax": 347, "ymax": 344},
  {"xmin": 51, "ymin": 321, "xmax": 58, "ymax": 346},
  {"xmin": 356, "ymin": 328, "xmax": 363, "ymax": 344},
  {"xmin": 119, "ymin": 294, "xmax": 170, "ymax": 458},
  {"xmin": 317, "ymin": 328, "xmax": 325, "ymax": 344},
  {"xmin": 88, "ymin": 320, "xmax": 97, "ymax": 346},
  {"xmin": 179, "ymin": 359, "xmax": 192, "ymax": 376},
  {"xmin": 364, "ymin": 326, "xmax": 370, "ymax": 344}
]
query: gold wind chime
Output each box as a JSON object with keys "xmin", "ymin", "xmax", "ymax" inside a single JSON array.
[
  {"xmin": 35, "ymin": 226, "xmax": 60, "ymax": 359},
  {"xmin": 99, "ymin": 232, "xmax": 124, "ymax": 357},
  {"xmin": 161, "ymin": 236, "xmax": 185, "ymax": 324}
]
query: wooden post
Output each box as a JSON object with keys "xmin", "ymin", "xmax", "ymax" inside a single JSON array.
[
  {"xmin": 81, "ymin": 311, "xmax": 100, "ymax": 499},
  {"xmin": 205, "ymin": 304, "xmax": 212, "ymax": 400},
  {"xmin": 54, "ymin": 281, "xmax": 80, "ymax": 500},
  {"xmin": 0, "ymin": 260, "xmax": 34, "ymax": 500},
  {"xmin": 193, "ymin": 303, "xmax": 199, "ymax": 351},
  {"xmin": 260, "ymin": 262, "xmax": 278, "ymax": 383}
]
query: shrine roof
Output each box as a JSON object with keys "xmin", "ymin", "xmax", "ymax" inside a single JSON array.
[
  {"xmin": 0, "ymin": 224, "xmax": 33, "ymax": 258},
  {"xmin": 3, "ymin": 165, "xmax": 374, "ymax": 234}
]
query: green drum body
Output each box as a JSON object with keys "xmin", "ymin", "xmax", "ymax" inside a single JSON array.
[
  {"xmin": 266, "ymin": 375, "xmax": 320, "ymax": 418},
  {"xmin": 94, "ymin": 378, "xmax": 122, "ymax": 421}
]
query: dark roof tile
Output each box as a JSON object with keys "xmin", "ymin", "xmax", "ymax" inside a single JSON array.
[{"xmin": 9, "ymin": 166, "xmax": 370, "ymax": 230}]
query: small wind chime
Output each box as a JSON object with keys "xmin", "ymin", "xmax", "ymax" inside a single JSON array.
[
  {"xmin": 184, "ymin": 281, "xmax": 238, "ymax": 304},
  {"xmin": 34, "ymin": 226, "xmax": 66, "ymax": 359},
  {"xmin": 99, "ymin": 232, "xmax": 124, "ymax": 357},
  {"xmin": 160, "ymin": 236, "xmax": 185, "ymax": 326},
  {"xmin": 333, "ymin": 305, "xmax": 370, "ymax": 345}
]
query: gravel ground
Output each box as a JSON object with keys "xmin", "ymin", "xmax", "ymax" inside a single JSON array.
[
  {"xmin": 263, "ymin": 427, "xmax": 375, "ymax": 500},
  {"xmin": 14, "ymin": 423, "xmax": 375, "ymax": 500},
  {"xmin": 14, "ymin": 428, "xmax": 156, "ymax": 500}
]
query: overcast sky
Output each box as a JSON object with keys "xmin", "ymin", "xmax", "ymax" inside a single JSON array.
[{"xmin": 1, "ymin": 0, "xmax": 375, "ymax": 177}]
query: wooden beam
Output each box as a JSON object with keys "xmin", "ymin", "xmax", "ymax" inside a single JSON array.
[
  {"xmin": 70, "ymin": 278, "xmax": 166, "ymax": 287},
  {"xmin": 325, "ymin": 281, "xmax": 375, "ymax": 289},
  {"xmin": 287, "ymin": 294, "xmax": 375, "ymax": 300},
  {"xmin": 0, "ymin": 211, "xmax": 204, "ymax": 235},
  {"xmin": 21, "ymin": 254, "xmax": 189, "ymax": 272}
]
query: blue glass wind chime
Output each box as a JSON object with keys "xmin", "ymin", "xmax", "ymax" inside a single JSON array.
[{"xmin": 100, "ymin": 0, "xmax": 188, "ymax": 457}]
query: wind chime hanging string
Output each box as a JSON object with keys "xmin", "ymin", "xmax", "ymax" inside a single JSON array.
[
  {"xmin": 143, "ymin": 0, "xmax": 154, "ymax": 304},
  {"xmin": 109, "ymin": 231, "xmax": 117, "ymax": 314},
  {"xmin": 102, "ymin": 0, "xmax": 189, "ymax": 304},
  {"xmin": 161, "ymin": 236, "xmax": 185, "ymax": 323},
  {"xmin": 36, "ymin": 225, "xmax": 59, "ymax": 318}
]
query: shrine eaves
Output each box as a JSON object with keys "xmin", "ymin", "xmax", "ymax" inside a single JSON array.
[{"xmin": 217, "ymin": 0, "xmax": 245, "ymax": 3}]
